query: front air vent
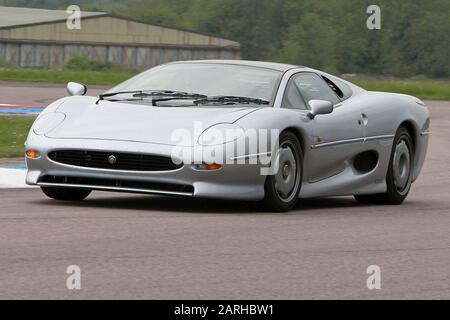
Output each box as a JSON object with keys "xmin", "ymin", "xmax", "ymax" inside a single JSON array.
[
  {"xmin": 38, "ymin": 175, "xmax": 194, "ymax": 195},
  {"xmin": 48, "ymin": 150, "xmax": 182, "ymax": 172}
]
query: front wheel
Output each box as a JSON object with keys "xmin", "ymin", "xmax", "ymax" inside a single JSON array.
[
  {"xmin": 262, "ymin": 132, "xmax": 303, "ymax": 212},
  {"xmin": 354, "ymin": 126, "xmax": 414, "ymax": 205},
  {"xmin": 41, "ymin": 187, "xmax": 91, "ymax": 201}
]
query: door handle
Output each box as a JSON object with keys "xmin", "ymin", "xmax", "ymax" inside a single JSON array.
[{"xmin": 360, "ymin": 113, "xmax": 368, "ymax": 126}]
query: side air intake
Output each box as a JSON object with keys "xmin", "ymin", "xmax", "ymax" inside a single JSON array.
[{"xmin": 353, "ymin": 151, "xmax": 378, "ymax": 173}]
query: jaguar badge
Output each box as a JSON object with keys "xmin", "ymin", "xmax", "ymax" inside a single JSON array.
[{"xmin": 108, "ymin": 155, "xmax": 117, "ymax": 165}]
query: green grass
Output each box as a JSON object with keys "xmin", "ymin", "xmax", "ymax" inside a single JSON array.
[
  {"xmin": 352, "ymin": 79, "xmax": 450, "ymax": 100},
  {"xmin": 0, "ymin": 68, "xmax": 136, "ymax": 86},
  {"xmin": 0, "ymin": 116, "xmax": 34, "ymax": 158}
]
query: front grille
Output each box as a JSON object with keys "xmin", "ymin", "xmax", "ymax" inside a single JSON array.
[
  {"xmin": 39, "ymin": 175, "xmax": 194, "ymax": 195},
  {"xmin": 48, "ymin": 150, "xmax": 182, "ymax": 172}
]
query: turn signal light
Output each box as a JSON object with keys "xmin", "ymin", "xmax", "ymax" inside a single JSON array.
[
  {"xmin": 194, "ymin": 163, "xmax": 222, "ymax": 171},
  {"xmin": 26, "ymin": 149, "xmax": 41, "ymax": 159}
]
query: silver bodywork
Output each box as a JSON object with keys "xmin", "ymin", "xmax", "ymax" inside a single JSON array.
[{"xmin": 25, "ymin": 60, "xmax": 430, "ymax": 200}]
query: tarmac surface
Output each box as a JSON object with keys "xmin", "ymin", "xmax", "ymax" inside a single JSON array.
[
  {"xmin": 0, "ymin": 86, "xmax": 449, "ymax": 299},
  {"xmin": 0, "ymin": 81, "xmax": 108, "ymax": 107}
]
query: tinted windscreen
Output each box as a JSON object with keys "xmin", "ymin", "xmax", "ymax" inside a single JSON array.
[{"xmin": 109, "ymin": 63, "xmax": 282, "ymax": 102}]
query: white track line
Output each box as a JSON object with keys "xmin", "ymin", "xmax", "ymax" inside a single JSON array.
[{"xmin": 0, "ymin": 169, "xmax": 33, "ymax": 189}]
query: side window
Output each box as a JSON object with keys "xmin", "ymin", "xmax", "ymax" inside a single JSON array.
[
  {"xmin": 324, "ymin": 76, "xmax": 353, "ymax": 100},
  {"xmin": 282, "ymin": 77, "xmax": 308, "ymax": 110},
  {"xmin": 293, "ymin": 73, "xmax": 340, "ymax": 106}
]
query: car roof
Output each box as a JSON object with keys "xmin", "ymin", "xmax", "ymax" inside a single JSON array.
[{"xmin": 167, "ymin": 59, "xmax": 303, "ymax": 72}]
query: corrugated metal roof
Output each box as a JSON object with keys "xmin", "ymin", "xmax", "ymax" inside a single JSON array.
[{"xmin": 0, "ymin": 6, "xmax": 107, "ymax": 29}]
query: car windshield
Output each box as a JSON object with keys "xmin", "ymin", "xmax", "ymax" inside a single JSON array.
[{"xmin": 107, "ymin": 63, "xmax": 282, "ymax": 104}]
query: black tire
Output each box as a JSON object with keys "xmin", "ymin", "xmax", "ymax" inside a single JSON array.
[
  {"xmin": 41, "ymin": 187, "xmax": 91, "ymax": 201},
  {"xmin": 354, "ymin": 126, "xmax": 414, "ymax": 205},
  {"xmin": 262, "ymin": 131, "xmax": 303, "ymax": 212}
]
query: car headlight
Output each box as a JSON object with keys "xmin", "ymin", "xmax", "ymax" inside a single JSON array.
[
  {"xmin": 33, "ymin": 112, "xmax": 66, "ymax": 135},
  {"xmin": 198, "ymin": 123, "xmax": 245, "ymax": 146}
]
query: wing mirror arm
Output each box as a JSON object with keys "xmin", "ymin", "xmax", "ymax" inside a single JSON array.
[{"xmin": 307, "ymin": 100, "xmax": 334, "ymax": 120}]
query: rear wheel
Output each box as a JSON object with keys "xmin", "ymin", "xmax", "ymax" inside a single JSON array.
[
  {"xmin": 354, "ymin": 126, "xmax": 414, "ymax": 205},
  {"xmin": 262, "ymin": 132, "xmax": 303, "ymax": 212},
  {"xmin": 41, "ymin": 187, "xmax": 91, "ymax": 201}
]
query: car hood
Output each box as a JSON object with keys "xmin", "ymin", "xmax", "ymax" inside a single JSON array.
[{"xmin": 46, "ymin": 96, "xmax": 259, "ymax": 146}]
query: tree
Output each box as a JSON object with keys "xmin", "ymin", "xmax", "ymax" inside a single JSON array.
[{"xmin": 2, "ymin": 0, "xmax": 449, "ymax": 77}]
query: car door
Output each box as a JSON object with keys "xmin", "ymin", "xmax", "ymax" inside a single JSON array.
[{"xmin": 291, "ymin": 72, "xmax": 365, "ymax": 183}]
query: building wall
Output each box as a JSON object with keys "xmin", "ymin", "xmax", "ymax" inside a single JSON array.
[
  {"xmin": 0, "ymin": 16, "xmax": 240, "ymax": 69},
  {"xmin": 0, "ymin": 41, "xmax": 239, "ymax": 69}
]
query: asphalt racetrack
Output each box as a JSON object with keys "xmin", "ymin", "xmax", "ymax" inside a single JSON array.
[{"xmin": 0, "ymin": 85, "xmax": 449, "ymax": 299}]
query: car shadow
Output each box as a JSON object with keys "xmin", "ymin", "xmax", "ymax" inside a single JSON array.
[
  {"xmin": 32, "ymin": 192, "xmax": 365, "ymax": 214},
  {"xmin": 33, "ymin": 195, "xmax": 260, "ymax": 214},
  {"xmin": 296, "ymin": 197, "xmax": 361, "ymax": 211}
]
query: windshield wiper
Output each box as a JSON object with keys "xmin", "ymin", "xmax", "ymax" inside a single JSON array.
[
  {"xmin": 98, "ymin": 90, "xmax": 143, "ymax": 101},
  {"xmin": 97, "ymin": 91, "xmax": 269, "ymax": 106},
  {"xmin": 96, "ymin": 90, "xmax": 144, "ymax": 104},
  {"xmin": 134, "ymin": 91, "xmax": 208, "ymax": 106},
  {"xmin": 133, "ymin": 91, "xmax": 206, "ymax": 99},
  {"xmin": 194, "ymin": 96, "xmax": 270, "ymax": 106},
  {"xmin": 97, "ymin": 90, "xmax": 207, "ymax": 105}
]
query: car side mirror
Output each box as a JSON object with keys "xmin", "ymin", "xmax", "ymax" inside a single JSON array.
[
  {"xmin": 307, "ymin": 100, "xmax": 333, "ymax": 119},
  {"xmin": 67, "ymin": 82, "xmax": 87, "ymax": 96}
]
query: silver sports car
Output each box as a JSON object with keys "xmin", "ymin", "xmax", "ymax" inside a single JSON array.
[{"xmin": 25, "ymin": 60, "xmax": 430, "ymax": 211}]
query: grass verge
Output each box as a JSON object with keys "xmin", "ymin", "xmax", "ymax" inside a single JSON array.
[
  {"xmin": 0, "ymin": 116, "xmax": 34, "ymax": 158},
  {"xmin": 0, "ymin": 68, "xmax": 135, "ymax": 86},
  {"xmin": 348, "ymin": 79, "xmax": 450, "ymax": 100}
]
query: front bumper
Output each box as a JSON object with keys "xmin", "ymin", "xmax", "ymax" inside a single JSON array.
[{"xmin": 25, "ymin": 136, "xmax": 266, "ymax": 201}]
